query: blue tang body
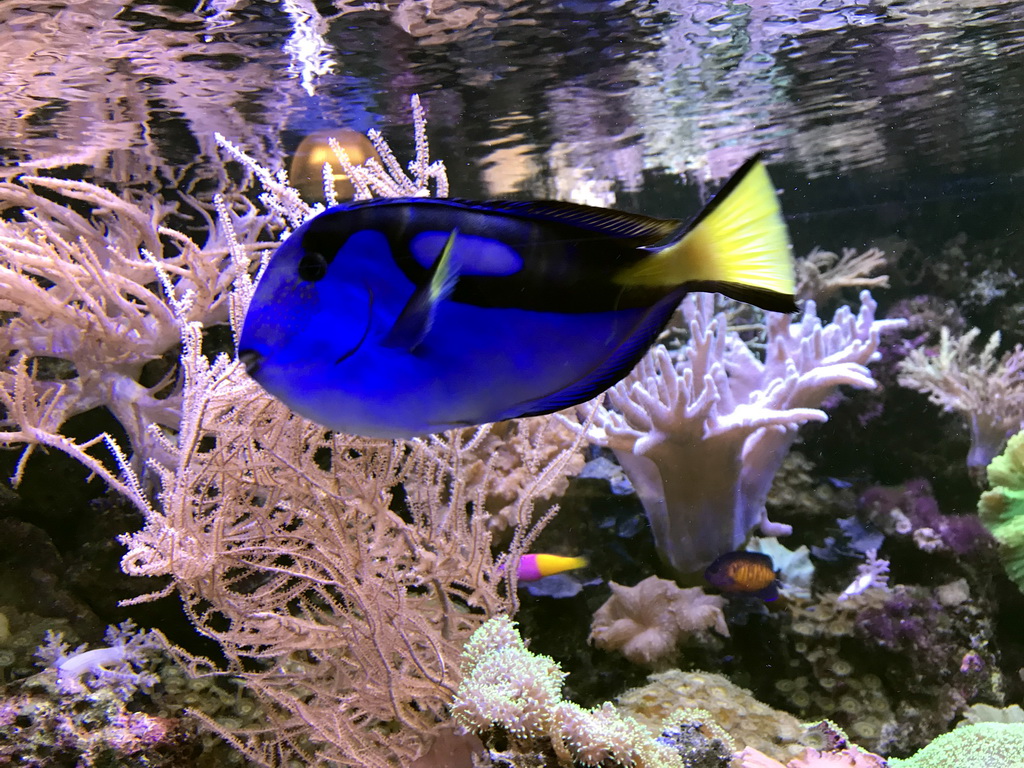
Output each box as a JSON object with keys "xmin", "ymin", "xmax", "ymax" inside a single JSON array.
[{"xmin": 239, "ymin": 156, "xmax": 796, "ymax": 438}]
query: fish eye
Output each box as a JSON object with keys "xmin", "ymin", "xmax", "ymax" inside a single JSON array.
[{"xmin": 297, "ymin": 250, "xmax": 329, "ymax": 282}]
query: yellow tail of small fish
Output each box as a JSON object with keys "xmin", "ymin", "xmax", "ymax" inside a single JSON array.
[
  {"xmin": 616, "ymin": 155, "xmax": 797, "ymax": 313},
  {"xmin": 534, "ymin": 554, "xmax": 588, "ymax": 578}
]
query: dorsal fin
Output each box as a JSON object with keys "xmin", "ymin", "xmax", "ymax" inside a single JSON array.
[
  {"xmin": 448, "ymin": 198, "xmax": 681, "ymax": 246},
  {"xmin": 382, "ymin": 229, "xmax": 460, "ymax": 351},
  {"xmin": 336, "ymin": 196, "xmax": 681, "ymax": 246}
]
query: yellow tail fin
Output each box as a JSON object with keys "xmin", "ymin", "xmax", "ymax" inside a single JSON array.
[
  {"xmin": 534, "ymin": 554, "xmax": 588, "ymax": 578},
  {"xmin": 616, "ymin": 155, "xmax": 797, "ymax": 312}
]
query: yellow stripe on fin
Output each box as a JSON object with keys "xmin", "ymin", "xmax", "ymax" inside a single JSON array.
[
  {"xmin": 615, "ymin": 155, "xmax": 797, "ymax": 312},
  {"xmin": 382, "ymin": 228, "xmax": 460, "ymax": 351},
  {"xmin": 534, "ymin": 554, "xmax": 588, "ymax": 577},
  {"xmin": 429, "ymin": 228, "xmax": 460, "ymax": 302}
]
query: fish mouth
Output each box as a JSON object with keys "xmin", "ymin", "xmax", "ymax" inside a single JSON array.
[{"xmin": 238, "ymin": 348, "xmax": 262, "ymax": 377}]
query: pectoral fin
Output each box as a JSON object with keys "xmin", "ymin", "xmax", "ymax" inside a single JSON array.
[{"xmin": 382, "ymin": 228, "xmax": 460, "ymax": 351}]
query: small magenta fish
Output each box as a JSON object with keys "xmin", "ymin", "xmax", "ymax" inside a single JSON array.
[
  {"xmin": 239, "ymin": 155, "xmax": 796, "ymax": 438},
  {"xmin": 517, "ymin": 553, "xmax": 589, "ymax": 582},
  {"xmin": 704, "ymin": 551, "xmax": 779, "ymax": 601}
]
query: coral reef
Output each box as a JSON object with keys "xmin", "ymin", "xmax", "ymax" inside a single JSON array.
[
  {"xmin": 777, "ymin": 584, "xmax": 1002, "ymax": 755},
  {"xmin": 0, "ymin": 686, "xmax": 188, "ymax": 768},
  {"xmin": 0, "ymin": 617, "xmax": 253, "ymax": 767},
  {"xmin": 575, "ymin": 290, "xmax": 903, "ymax": 575},
  {"xmin": 3, "ymin": 27, "xmax": 1023, "ymax": 768},
  {"xmin": 589, "ymin": 577, "xmax": 729, "ymax": 667}
]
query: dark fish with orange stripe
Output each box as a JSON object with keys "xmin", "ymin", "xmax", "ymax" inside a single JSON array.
[{"xmin": 704, "ymin": 551, "xmax": 779, "ymax": 601}]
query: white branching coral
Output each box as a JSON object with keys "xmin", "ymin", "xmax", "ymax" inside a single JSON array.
[
  {"xmin": 452, "ymin": 616, "xmax": 687, "ymax": 768},
  {"xmin": 897, "ymin": 326, "xmax": 1024, "ymax": 470},
  {"xmin": 213, "ymin": 133, "xmax": 317, "ymax": 230},
  {"xmin": 329, "ymin": 93, "xmax": 450, "ymax": 200},
  {"xmin": 214, "ymin": 93, "xmax": 448, "ymax": 222},
  {"xmin": 589, "ymin": 576, "xmax": 729, "ymax": 667},
  {"xmin": 838, "ymin": 549, "xmax": 891, "ymax": 602},
  {"xmin": 454, "ymin": 417, "xmax": 586, "ymax": 535},
  {"xmin": 575, "ymin": 290, "xmax": 905, "ymax": 575}
]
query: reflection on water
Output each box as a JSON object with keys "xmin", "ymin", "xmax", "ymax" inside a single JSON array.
[
  {"xmin": 2, "ymin": 0, "xmax": 1024, "ymax": 206},
  {"xmin": 0, "ymin": 0, "xmax": 298, "ymax": 187}
]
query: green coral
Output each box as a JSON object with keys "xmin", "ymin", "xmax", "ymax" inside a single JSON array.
[
  {"xmin": 978, "ymin": 430, "xmax": 1024, "ymax": 590},
  {"xmin": 452, "ymin": 615, "xmax": 701, "ymax": 768},
  {"xmin": 888, "ymin": 723, "xmax": 1024, "ymax": 768}
]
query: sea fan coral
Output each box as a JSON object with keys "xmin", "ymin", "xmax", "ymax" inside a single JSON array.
[
  {"xmin": 0, "ymin": 96, "xmax": 583, "ymax": 768},
  {"xmin": 454, "ymin": 417, "xmax": 586, "ymax": 535},
  {"xmin": 796, "ymin": 246, "xmax": 889, "ymax": 305}
]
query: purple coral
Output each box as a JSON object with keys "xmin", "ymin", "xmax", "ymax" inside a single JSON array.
[
  {"xmin": 103, "ymin": 711, "xmax": 176, "ymax": 753},
  {"xmin": 859, "ymin": 479, "xmax": 991, "ymax": 556},
  {"xmin": 853, "ymin": 589, "xmax": 952, "ymax": 669}
]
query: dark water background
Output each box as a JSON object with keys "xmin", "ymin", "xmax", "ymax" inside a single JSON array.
[{"xmin": 3, "ymin": 0, "xmax": 1024, "ymax": 256}]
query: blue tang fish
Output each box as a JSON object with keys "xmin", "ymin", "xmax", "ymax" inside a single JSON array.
[
  {"xmin": 239, "ymin": 155, "xmax": 796, "ymax": 438},
  {"xmin": 704, "ymin": 551, "xmax": 779, "ymax": 601}
]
